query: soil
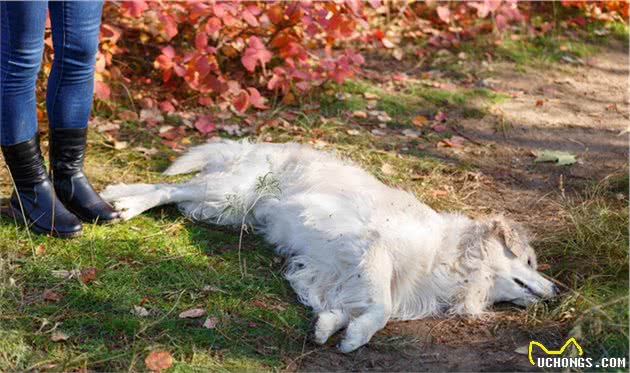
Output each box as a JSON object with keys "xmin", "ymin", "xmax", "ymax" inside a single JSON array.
[{"xmin": 296, "ymin": 39, "xmax": 628, "ymax": 372}]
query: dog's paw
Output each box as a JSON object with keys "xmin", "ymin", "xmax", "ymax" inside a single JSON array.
[
  {"xmin": 311, "ymin": 310, "xmax": 348, "ymax": 345},
  {"xmin": 337, "ymin": 335, "xmax": 366, "ymax": 353},
  {"xmin": 112, "ymin": 196, "xmax": 147, "ymax": 220},
  {"xmin": 337, "ymin": 322, "xmax": 370, "ymax": 353}
]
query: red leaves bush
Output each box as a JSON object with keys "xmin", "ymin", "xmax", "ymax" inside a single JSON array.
[
  {"xmin": 99, "ymin": 1, "xmax": 369, "ymax": 113},
  {"xmin": 86, "ymin": 0, "xmax": 626, "ymax": 117}
]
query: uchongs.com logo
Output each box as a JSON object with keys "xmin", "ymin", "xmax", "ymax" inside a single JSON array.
[{"xmin": 528, "ymin": 337, "xmax": 627, "ymax": 369}]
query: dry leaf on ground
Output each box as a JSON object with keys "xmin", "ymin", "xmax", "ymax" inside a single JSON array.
[
  {"xmin": 42, "ymin": 289, "xmax": 62, "ymax": 302},
  {"xmin": 145, "ymin": 350, "xmax": 173, "ymax": 372},
  {"xmin": 203, "ymin": 317, "xmax": 219, "ymax": 329},
  {"xmin": 51, "ymin": 331, "xmax": 68, "ymax": 342},
  {"xmin": 178, "ymin": 308, "xmax": 206, "ymax": 318}
]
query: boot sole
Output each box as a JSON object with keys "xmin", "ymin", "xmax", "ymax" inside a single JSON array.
[{"xmin": 1, "ymin": 205, "xmax": 82, "ymax": 239}]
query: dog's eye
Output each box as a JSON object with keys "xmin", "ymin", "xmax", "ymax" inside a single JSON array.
[{"xmin": 527, "ymin": 258, "xmax": 532, "ymax": 267}]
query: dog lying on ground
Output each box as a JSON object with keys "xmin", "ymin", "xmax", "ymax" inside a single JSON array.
[{"xmin": 102, "ymin": 140, "xmax": 558, "ymax": 353}]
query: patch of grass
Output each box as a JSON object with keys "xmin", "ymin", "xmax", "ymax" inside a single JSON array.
[
  {"xmin": 530, "ymin": 178, "xmax": 629, "ymax": 366},
  {"xmin": 494, "ymin": 35, "xmax": 593, "ymax": 64},
  {"xmin": 320, "ymin": 79, "xmax": 507, "ymax": 126}
]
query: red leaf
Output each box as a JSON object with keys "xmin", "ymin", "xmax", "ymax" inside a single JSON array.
[
  {"xmin": 243, "ymin": 8, "xmax": 260, "ymax": 27},
  {"xmin": 159, "ymin": 100, "xmax": 175, "ymax": 113},
  {"xmin": 232, "ymin": 90, "xmax": 250, "ymax": 113},
  {"xmin": 94, "ymin": 81, "xmax": 110, "ymax": 100},
  {"xmin": 495, "ymin": 13, "xmax": 508, "ymax": 30},
  {"xmin": 205, "ymin": 17, "xmax": 221, "ymax": 34},
  {"xmin": 162, "ymin": 45, "xmax": 176, "ymax": 59},
  {"xmin": 160, "ymin": 13, "xmax": 178, "ymax": 39},
  {"xmin": 198, "ymin": 96, "xmax": 213, "ymax": 106},
  {"xmin": 195, "ymin": 32, "xmax": 208, "ymax": 50},
  {"xmin": 434, "ymin": 111, "xmax": 448, "ymax": 122},
  {"xmin": 155, "ymin": 55, "xmax": 172, "ymax": 70},
  {"xmin": 121, "ymin": 0, "xmax": 148, "ymax": 17},
  {"xmin": 79, "ymin": 267, "xmax": 97, "ymax": 284},
  {"xmin": 247, "ymin": 87, "xmax": 268, "ymax": 109},
  {"xmin": 194, "ymin": 115, "xmax": 216, "ymax": 133},
  {"xmin": 437, "ymin": 6, "xmax": 451, "ymax": 23},
  {"xmin": 241, "ymin": 36, "xmax": 272, "ymax": 72},
  {"xmin": 267, "ymin": 5, "xmax": 284, "ymax": 25}
]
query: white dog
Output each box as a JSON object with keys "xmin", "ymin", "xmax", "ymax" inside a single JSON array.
[{"xmin": 102, "ymin": 140, "xmax": 558, "ymax": 353}]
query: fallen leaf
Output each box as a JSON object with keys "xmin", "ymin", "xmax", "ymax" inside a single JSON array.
[
  {"xmin": 134, "ymin": 146, "xmax": 159, "ymax": 156},
  {"xmin": 535, "ymin": 99, "xmax": 544, "ymax": 107},
  {"xmin": 382, "ymin": 38, "xmax": 395, "ymax": 48},
  {"xmin": 402, "ymin": 129, "xmax": 420, "ymax": 138},
  {"xmin": 381, "ymin": 163, "xmax": 396, "ymax": 176},
  {"xmin": 432, "ymin": 124, "xmax": 447, "ymax": 133},
  {"xmin": 194, "ymin": 115, "xmax": 216, "ymax": 134},
  {"xmin": 412, "ymin": 115, "xmax": 428, "ymax": 127},
  {"xmin": 145, "ymin": 350, "xmax": 173, "ymax": 372},
  {"xmin": 159, "ymin": 100, "xmax": 175, "ymax": 113},
  {"xmin": 35, "ymin": 243, "xmax": 46, "ymax": 256},
  {"xmin": 347, "ymin": 129, "xmax": 360, "ymax": 136},
  {"xmin": 131, "ymin": 306, "xmax": 150, "ymax": 317},
  {"xmin": 431, "ymin": 189, "xmax": 449, "ymax": 197},
  {"xmin": 178, "ymin": 308, "xmax": 206, "ymax": 319},
  {"xmin": 606, "ymin": 103, "xmax": 619, "ymax": 112},
  {"xmin": 97, "ymin": 123, "xmax": 120, "ymax": 133},
  {"xmin": 140, "ymin": 108, "xmax": 164, "ymax": 126},
  {"xmin": 537, "ymin": 263, "xmax": 551, "ymax": 271},
  {"xmin": 114, "ymin": 141, "xmax": 128, "ymax": 150},
  {"xmin": 51, "ymin": 331, "xmax": 68, "ymax": 342},
  {"xmin": 363, "ymin": 92, "xmax": 379, "ymax": 100},
  {"xmin": 118, "ymin": 110, "xmax": 138, "ymax": 121},
  {"xmin": 351, "ymin": 110, "xmax": 367, "ymax": 118},
  {"xmin": 440, "ymin": 136, "xmax": 466, "ymax": 148},
  {"xmin": 42, "ymin": 289, "xmax": 61, "ymax": 302},
  {"xmin": 434, "ymin": 111, "xmax": 447, "ymax": 122},
  {"xmin": 533, "ymin": 150, "xmax": 577, "ymax": 166},
  {"xmin": 203, "ymin": 316, "xmax": 219, "ymax": 329},
  {"xmin": 51, "ymin": 269, "xmax": 81, "ymax": 279},
  {"xmin": 371, "ymin": 129, "xmax": 386, "ymax": 136},
  {"xmin": 95, "ymin": 81, "xmax": 111, "ymax": 100},
  {"xmin": 376, "ymin": 113, "xmax": 392, "ymax": 123},
  {"xmin": 79, "ymin": 268, "xmax": 97, "ymax": 284}
]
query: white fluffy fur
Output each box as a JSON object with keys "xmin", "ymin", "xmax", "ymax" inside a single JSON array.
[{"xmin": 102, "ymin": 140, "xmax": 557, "ymax": 352}]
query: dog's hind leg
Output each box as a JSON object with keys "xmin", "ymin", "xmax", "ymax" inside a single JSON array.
[{"xmin": 312, "ymin": 309, "xmax": 349, "ymax": 345}]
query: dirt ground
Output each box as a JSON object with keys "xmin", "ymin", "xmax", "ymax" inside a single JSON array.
[{"xmin": 296, "ymin": 40, "xmax": 628, "ymax": 372}]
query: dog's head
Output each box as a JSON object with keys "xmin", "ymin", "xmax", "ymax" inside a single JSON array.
[{"xmin": 483, "ymin": 216, "xmax": 558, "ymax": 306}]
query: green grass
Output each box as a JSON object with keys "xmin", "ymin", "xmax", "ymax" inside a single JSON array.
[
  {"xmin": 530, "ymin": 177, "xmax": 629, "ymax": 367},
  {"xmin": 0, "ymin": 209, "xmax": 309, "ymax": 371}
]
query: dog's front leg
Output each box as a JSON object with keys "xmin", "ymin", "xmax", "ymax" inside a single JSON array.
[{"xmin": 337, "ymin": 248, "xmax": 393, "ymax": 353}]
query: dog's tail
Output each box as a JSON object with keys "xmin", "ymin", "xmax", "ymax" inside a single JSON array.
[{"xmin": 163, "ymin": 139, "xmax": 252, "ymax": 176}]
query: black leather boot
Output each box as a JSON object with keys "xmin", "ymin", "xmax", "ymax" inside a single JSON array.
[
  {"xmin": 1, "ymin": 135, "xmax": 82, "ymax": 237},
  {"xmin": 49, "ymin": 127, "xmax": 120, "ymax": 224}
]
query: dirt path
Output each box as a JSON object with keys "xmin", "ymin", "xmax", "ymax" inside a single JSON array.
[{"xmin": 297, "ymin": 40, "xmax": 628, "ymax": 372}]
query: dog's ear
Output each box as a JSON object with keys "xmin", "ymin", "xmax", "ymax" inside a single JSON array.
[{"xmin": 488, "ymin": 216, "xmax": 522, "ymax": 257}]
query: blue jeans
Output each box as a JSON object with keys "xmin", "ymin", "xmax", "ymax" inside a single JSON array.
[{"xmin": 0, "ymin": 1, "xmax": 103, "ymax": 145}]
